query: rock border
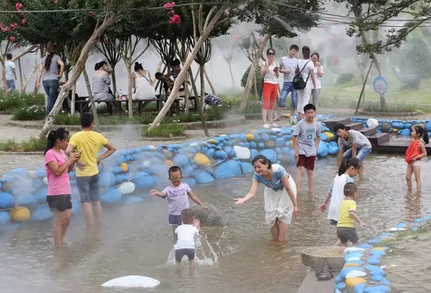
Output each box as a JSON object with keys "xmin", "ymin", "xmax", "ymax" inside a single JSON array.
[{"xmin": 359, "ymin": 111, "xmax": 420, "ymax": 117}]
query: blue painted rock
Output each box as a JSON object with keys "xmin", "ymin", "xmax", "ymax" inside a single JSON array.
[
  {"xmin": 0, "ymin": 211, "xmax": 10, "ymax": 224},
  {"xmin": 195, "ymin": 172, "xmax": 215, "ymax": 184},
  {"xmin": 34, "ymin": 187, "xmax": 48, "ymax": 204},
  {"xmin": 320, "ymin": 132, "xmax": 329, "ymax": 142},
  {"xmin": 328, "ymin": 144, "xmax": 339, "ymax": 155},
  {"xmin": 241, "ymin": 162, "xmax": 254, "ymax": 173},
  {"xmin": 214, "ymin": 150, "xmax": 228, "ymax": 160},
  {"xmin": 214, "ymin": 160, "xmax": 242, "ymax": 179},
  {"xmin": 339, "ymin": 267, "xmax": 365, "ymax": 278},
  {"xmin": 363, "ymin": 285, "xmax": 391, "ymax": 292},
  {"xmin": 16, "ymin": 194, "xmax": 37, "ymax": 206},
  {"xmin": 31, "ymin": 205, "xmax": 52, "ymax": 221},
  {"xmin": 275, "ymin": 137, "xmax": 285, "ymax": 147},
  {"xmin": 260, "ymin": 149, "xmax": 277, "ymax": 163},
  {"xmin": 33, "ymin": 179, "xmax": 43, "ymax": 190},
  {"xmin": 100, "ymin": 188, "xmax": 122, "ymax": 204},
  {"xmin": 99, "ymin": 172, "xmax": 116, "ymax": 188},
  {"xmin": 172, "ymin": 154, "xmax": 189, "ymax": 167},
  {"xmin": 183, "ymin": 178, "xmax": 196, "ymax": 186},
  {"xmin": 250, "ymin": 149, "xmax": 259, "ymax": 160},
  {"xmin": 400, "ymin": 128, "xmax": 411, "ymax": 137},
  {"xmin": 426, "ymin": 121, "xmax": 431, "ymax": 131},
  {"xmin": 133, "ymin": 172, "xmax": 154, "ymax": 190},
  {"xmin": 317, "ymin": 142, "xmax": 328, "ymax": 157},
  {"xmin": 123, "ymin": 196, "xmax": 143, "ymax": 204}
]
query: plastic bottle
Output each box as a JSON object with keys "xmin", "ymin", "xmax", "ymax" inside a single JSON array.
[{"xmin": 119, "ymin": 89, "xmax": 123, "ymax": 101}]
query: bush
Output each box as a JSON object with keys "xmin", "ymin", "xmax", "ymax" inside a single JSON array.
[
  {"xmin": 361, "ymin": 102, "xmax": 418, "ymax": 113},
  {"xmin": 0, "ymin": 137, "xmax": 46, "ymax": 152},
  {"xmin": 55, "ymin": 113, "xmax": 81, "ymax": 125},
  {"xmin": 336, "ymin": 73, "xmax": 355, "ymax": 85},
  {"xmin": 12, "ymin": 105, "xmax": 45, "ymax": 120},
  {"xmin": 241, "ymin": 65, "xmax": 263, "ymax": 95},
  {"xmin": 398, "ymin": 38, "xmax": 431, "ymax": 89},
  {"xmin": 143, "ymin": 124, "xmax": 186, "ymax": 137},
  {"xmin": 0, "ymin": 92, "xmax": 45, "ymax": 113}
]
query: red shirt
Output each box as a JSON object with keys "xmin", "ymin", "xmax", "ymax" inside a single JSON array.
[{"xmin": 405, "ymin": 140, "xmax": 422, "ymax": 164}]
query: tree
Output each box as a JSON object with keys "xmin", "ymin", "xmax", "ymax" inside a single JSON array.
[{"xmin": 96, "ymin": 35, "xmax": 121, "ymax": 94}]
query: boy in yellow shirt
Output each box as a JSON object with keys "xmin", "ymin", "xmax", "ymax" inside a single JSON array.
[
  {"xmin": 336, "ymin": 183, "xmax": 365, "ymax": 247},
  {"xmin": 66, "ymin": 113, "xmax": 116, "ymax": 231}
]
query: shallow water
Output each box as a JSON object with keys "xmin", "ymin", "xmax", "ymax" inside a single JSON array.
[{"xmin": 1, "ymin": 155, "xmax": 430, "ymax": 293}]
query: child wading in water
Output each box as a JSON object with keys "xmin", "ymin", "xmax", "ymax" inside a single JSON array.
[
  {"xmin": 405, "ymin": 125, "xmax": 429, "ymax": 192},
  {"xmin": 150, "ymin": 166, "xmax": 208, "ymax": 234},
  {"xmin": 174, "ymin": 208, "xmax": 200, "ymax": 275},
  {"xmin": 336, "ymin": 183, "xmax": 365, "ymax": 247},
  {"xmin": 320, "ymin": 158, "xmax": 361, "ymax": 245}
]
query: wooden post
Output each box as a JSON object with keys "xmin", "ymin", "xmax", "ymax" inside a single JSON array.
[
  {"xmin": 355, "ymin": 60, "xmax": 373, "ymax": 114},
  {"xmin": 18, "ymin": 58, "xmax": 23, "ymax": 90},
  {"xmin": 148, "ymin": 4, "xmax": 228, "ymax": 131},
  {"xmin": 21, "ymin": 64, "xmax": 38, "ymax": 94}
]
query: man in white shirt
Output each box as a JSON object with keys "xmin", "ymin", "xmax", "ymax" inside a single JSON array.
[
  {"xmin": 5, "ymin": 53, "xmax": 17, "ymax": 92},
  {"xmin": 276, "ymin": 44, "xmax": 299, "ymax": 124}
]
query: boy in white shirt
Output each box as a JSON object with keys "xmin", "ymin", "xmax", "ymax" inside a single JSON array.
[
  {"xmin": 5, "ymin": 53, "xmax": 17, "ymax": 92},
  {"xmin": 175, "ymin": 208, "xmax": 200, "ymax": 275}
]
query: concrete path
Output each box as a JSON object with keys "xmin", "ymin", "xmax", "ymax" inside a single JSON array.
[{"xmin": 296, "ymin": 270, "xmax": 336, "ymax": 293}]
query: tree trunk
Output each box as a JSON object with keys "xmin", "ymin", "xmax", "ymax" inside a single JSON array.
[
  {"xmin": 204, "ymin": 67, "xmax": 215, "ymax": 95},
  {"xmin": 241, "ymin": 34, "xmax": 270, "ymax": 109},
  {"xmin": 18, "ymin": 58, "xmax": 23, "ymax": 90},
  {"xmin": 71, "ymin": 84, "xmax": 77, "ymax": 115},
  {"xmin": 111, "ymin": 65, "xmax": 117, "ymax": 94},
  {"xmin": 228, "ymin": 61, "xmax": 235, "ymax": 90},
  {"xmin": 148, "ymin": 4, "xmax": 228, "ymax": 131},
  {"xmin": 39, "ymin": 14, "xmax": 118, "ymax": 138},
  {"xmin": 83, "ymin": 67, "xmax": 100, "ymax": 131},
  {"xmin": 253, "ymin": 74, "xmax": 258, "ymax": 97},
  {"xmin": 21, "ymin": 64, "xmax": 38, "ymax": 94},
  {"xmin": 123, "ymin": 59, "xmax": 133, "ymax": 118},
  {"xmin": 200, "ymin": 65, "xmax": 210, "ymax": 136}
]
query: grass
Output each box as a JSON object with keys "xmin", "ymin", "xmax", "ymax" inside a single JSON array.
[
  {"xmin": 0, "ymin": 91, "xmax": 45, "ymax": 114},
  {"xmin": 12, "ymin": 105, "xmax": 45, "ymax": 120},
  {"xmin": 0, "ymin": 137, "xmax": 46, "ymax": 152},
  {"xmin": 143, "ymin": 124, "xmax": 186, "ymax": 138}
]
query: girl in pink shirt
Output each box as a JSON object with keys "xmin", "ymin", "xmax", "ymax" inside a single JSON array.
[{"xmin": 44, "ymin": 128, "xmax": 80, "ymax": 247}]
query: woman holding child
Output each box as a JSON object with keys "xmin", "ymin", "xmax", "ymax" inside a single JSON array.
[{"xmin": 235, "ymin": 155, "xmax": 299, "ymax": 242}]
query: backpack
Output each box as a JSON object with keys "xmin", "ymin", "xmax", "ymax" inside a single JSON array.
[{"xmin": 293, "ymin": 61, "xmax": 310, "ymax": 90}]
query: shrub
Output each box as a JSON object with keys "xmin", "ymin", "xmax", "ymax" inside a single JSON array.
[
  {"xmin": 143, "ymin": 124, "xmax": 186, "ymax": 137},
  {"xmin": 241, "ymin": 65, "xmax": 263, "ymax": 95},
  {"xmin": 12, "ymin": 105, "xmax": 45, "ymax": 120},
  {"xmin": 398, "ymin": 38, "xmax": 431, "ymax": 89},
  {"xmin": 361, "ymin": 102, "xmax": 418, "ymax": 113},
  {"xmin": 336, "ymin": 73, "xmax": 355, "ymax": 85},
  {"xmin": 55, "ymin": 113, "xmax": 81, "ymax": 125},
  {"xmin": 0, "ymin": 137, "xmax": 46, "ymax": 152},
  {"xmin": 0, "ymin": 92, "xmax": 45, "ymax": 113}
]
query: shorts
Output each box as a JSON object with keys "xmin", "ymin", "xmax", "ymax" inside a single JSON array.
[
  {"xmin": 169, "ymin": 214, "xmax": 182, "ymax": 226},
  {"xmin": 46, "ymin": 195, "xmax": 72, "ymax": 212},
  {"xmin": 343, "ymin": 147, "xmax": 372, "ymax": 161},
  {"xmin": 330, "ymin": 219, "xmax": 338, "ymax": 226},
  {"xmin": 279, "ymin": 82, "xmax": 298, "ymax": 109},
  {"xmin": 337, "ymin": 227, "xmax": 359, "ymax": 244},
  {"xmin": 76, "ymin": 174, "xmax": 100, "ymax": 203},
  {"xmin": 409, "ymin": 160, "xmax": 422, "ymax": 167},
  {"xmin": 6, "ymin": 79, "xmax": 15, "ymax": 91},
  {"xmin": 175, "ymin": 249, "xmax": 195, "ymax": 262},
  {"xmin": 297, "ymin": 155, "xmax": 316, "ymax": 171}
]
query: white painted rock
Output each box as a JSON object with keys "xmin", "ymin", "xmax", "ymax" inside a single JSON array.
[
  {"xmin": 148, "ymin": 146, "xmax": 156, "ymax": 151},
  {"xmin": 142, "ymin": 161, "xmax": 151, "ymax": 168},
  {"xmin": 189, "ymin": 142, "xmax": 198, "ymax": 147},
  {"xmin": 118, "ymin": 182, "xmax": 135, "ymax": 195},
  {"xmin": 233, "ymin": 146, "xmax": 251, "ymax": 160},
  {"xmin": 343, "ymin": 247, "xmax": 366, "ymax": 256},
  {"xmin": 389, "ymin": 227, "xmax": 406, "ymax": 232},
  {"xmin": 367, "ymin": 118, "xmax": 378, "ymax": 129},
  {"xmin": 101, "ymin": 275, "xmax": 160, "ymax": 288},
  {"xmin": 28, "ymin": 170, "xmax": 38, "ymax": 179},
  {"xmin": 43, "ymin": 177, "xmax": 48, "ymax": 185},
  {"xmin": 345, "ymin": 256, "xmax": 361, "ymax": 262},
  {"xmin": 271, "ymin": 128, "xmax": 281, "ymax": 132},
  {"xmin": 346, "ymin": 270, "xmax": 367, "ymax": 278}
]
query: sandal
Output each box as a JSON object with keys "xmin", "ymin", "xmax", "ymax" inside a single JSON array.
[{"xmin": 315, "ymin": 265, "xmax": 334, "ymax": 281}]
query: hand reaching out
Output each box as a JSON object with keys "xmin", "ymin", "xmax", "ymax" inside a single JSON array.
[{"xmin": 234, "ymin": 198, "xmax": 246, "ymax": 205}]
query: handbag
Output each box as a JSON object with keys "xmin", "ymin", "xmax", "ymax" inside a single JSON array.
[{"xmin": 293, "ymin": 61, "xmax": 310, "ymax": 90}]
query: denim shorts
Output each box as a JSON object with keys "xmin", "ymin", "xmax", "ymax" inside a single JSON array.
[
  {"xmin": 76, "ymin": 174, "xmax": 100, "ymax": 203},
  {"xmin": 279, "ymin": 82, "xmax": 298, "ymax": 109},
  {"xmin": 6, "ymin": 79, "xmax": 15, "ymax": 91},
  {"xmin": 343, "ymin": 147, "xmax": 372, "ymax": 161},
  {"xmin": 175, "ymin": 249, "xmax": 195, "ymax": 262},
  {"xmin": 169, "ymin": 214, "xmax": 182, "ymax": 226}
]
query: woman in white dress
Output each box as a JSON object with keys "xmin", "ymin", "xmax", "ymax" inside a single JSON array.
[
  {"xmin": 235, "ymin": 155, "xmax": 299, "ymax": 242},
  {"xmin": 311, "ymin": 52, "xmax": 324, "ymax": 108},
  {"xmin": 132, "ymin": 62, "xmax": 155, "ymax": 100}
]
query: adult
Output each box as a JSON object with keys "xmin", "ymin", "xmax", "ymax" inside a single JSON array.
[
  {"xmin": 132, "ymin": 62, "xmax": 155, "ymax": 100},
  {"xmin": 260, "ymin": 48, "xmax": 280, "ymax": 128},
  {"xmin": 92, "ymin": 61, "xmax": 114, "ymax": 102},
  {"xmin": 5, "ymin": 53, "xmax": 17, "ymax": 92},
  {"xmin": 66, "ymin": 114, "xmax": 116, "ymax": 232},
  {"xmin": 44, "ymin": 128, "xmax": 80, "ymax": 247},
  {"xmin": 36, "ymin": 44, "xmax": 65, "ymax": 114},
  {"xmin": 311, "ymin": 52, "xmax": 324, "ymax": 108},
  {"xmin": 235, "ymin": 155, "xmax": 299, "ymax": 242},
  {"xmin": 276, "ymin": 44, "xmax": 299, "ymax": 124},
  {"xmin": 295, "ymin": 46, "xmax": 316, "ymax": 120},
  {"xmin": 334, "ymin": 123, "xmax": 372, "ymax": 180}
]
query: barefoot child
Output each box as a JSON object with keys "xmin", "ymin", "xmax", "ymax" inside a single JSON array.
[
  {"xmin": 293, "ymin": 103, "xmax": 321, "ymax": 195},
  {"xmin": 150, "ymin": 166, "xmax": 208, "ymax": 233},
  {"xmin": 174, "ymin": 209, "xmax": 200, "ymax": 275},
  {"xmin": 336, "ymin": 183, "xmax": 365, "ymax": 247},
  {"xmin": 405, "ymin": 125, "xmax": 429, "ymax": 191},
  {"xmin": 320, "ymin": 158, "xmax": 361, "ymax": 245}
]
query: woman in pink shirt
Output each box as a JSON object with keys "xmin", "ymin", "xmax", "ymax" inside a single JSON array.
[{"xmin": 44, "ymin": 128, "xmax": 80, "ymax": 247}]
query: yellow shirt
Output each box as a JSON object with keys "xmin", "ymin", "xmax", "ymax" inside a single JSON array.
[
  {"xmin": 69, "ymin": 131, "xmax": 108, "ymax": 177},
  {"xmin": 337, "ymin": 199, "xmax": 357, "ymax": 228}
]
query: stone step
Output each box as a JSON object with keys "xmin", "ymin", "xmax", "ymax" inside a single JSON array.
[
  {"xmin": 323, "ymin": 117, "xmax": 352, "ymax": 131},
  {"xmin": 345, "ymin": 122, "xmax": 363, "ymax": 131},
  {"xmin": 359, "ymin": 127, "xmax": 377, "ymax": 136},
  {"xmin": 368, "ymin": 133, "xmax": 390, "ymax": 146}
]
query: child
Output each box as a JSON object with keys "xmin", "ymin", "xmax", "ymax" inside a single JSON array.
[
  {"xmin": 336, "ymin": 182, "xmax": 365, "ymax": 247},
  {"xmin": 174, "ymin": 208, "xmax": 200, "ymax": 274},
  {"xmin": 150, "ymin": 166, "xmax": 209, "ymax": 232},
  {"xmin": 320, "ymin": 158, "xmax": 361, "ymax": 245},
  {"xmin": 293, "ymin": 103, "xmax": 321, "ymax": 195},
  {"xmin": 334, "ymin": 123, "xmax": 372, "ymax": 180},
  {"xmin": 5, "ymin": 53, "xmax": 17, "ymax": 92},
  {"xmin": 405, "ymin": 125, "xmax": 429, "ymax": 191}
]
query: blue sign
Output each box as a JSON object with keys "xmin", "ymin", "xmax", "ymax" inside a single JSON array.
[{"xmin": 373, "ymin": 76, "xmax": 388, "ymax": 95}]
